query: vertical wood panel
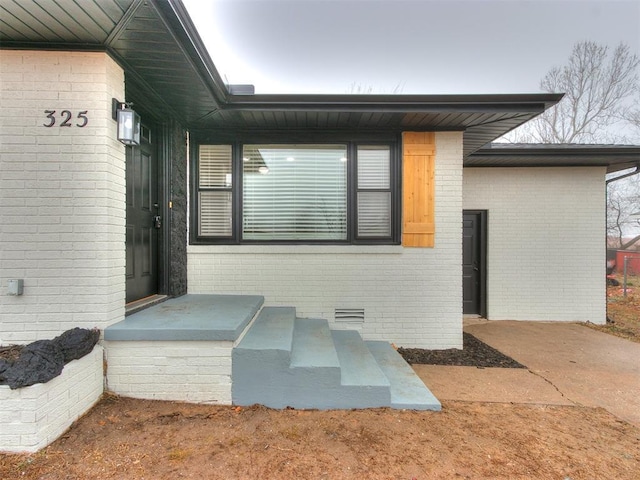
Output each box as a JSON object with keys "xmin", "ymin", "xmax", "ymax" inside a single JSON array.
[{"xmin": 402, "ymin": 132, "xmax": 435, "ymax": 247}]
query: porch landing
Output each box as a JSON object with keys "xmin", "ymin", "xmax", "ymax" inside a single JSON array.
[
  {"xmin": 104, "ymin": 295, "xmax": 440, "ymax": 411},
  {"xmin": 105, "ymin": 294, "xmax": 264, "ymax": 341}
]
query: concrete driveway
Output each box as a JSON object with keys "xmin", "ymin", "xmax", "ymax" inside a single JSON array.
[{"xmin": 413, "ymin": 320, "xmax": 640, "ymax": 427}]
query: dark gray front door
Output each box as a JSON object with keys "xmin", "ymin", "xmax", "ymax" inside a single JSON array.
[
  {"xmin": 126, "ymin": 126, "xmax": 159, "ymax": 303},
  {"xmin": 463, "ymin": 211, "xmax": 486, "ymax": 315}
]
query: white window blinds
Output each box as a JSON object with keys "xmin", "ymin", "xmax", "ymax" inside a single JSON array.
[
  {"xmin": 198, "ymin": 145, "xmax": 233, "ymax": 237},
  {"xmin": 357, "ymin": 146, "xmax": 391, "ymax": 237},
  {"xmin": 242, "ymin": 145, "xmax": 348, "ymax": 240}
]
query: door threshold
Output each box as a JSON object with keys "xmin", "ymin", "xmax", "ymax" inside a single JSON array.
[{"xmin": 126, "ymin": 295, "xmax": 169, "ymax": 316}]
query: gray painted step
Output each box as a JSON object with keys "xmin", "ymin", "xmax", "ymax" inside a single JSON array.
[
  {"xmin": 105, "ymin": 294, "xmax": 264, "ymax": 341},
  {"xmin": 233, "ymin": 315, "xmax": 391, "ymax": 409},
  {"xmin": 232, "ymin": 311, "xmax": 439, "ymax": 411},
  {"xmin": 330, "ymin": 330, "xmax": 390, "ymax": 388},
  {"xmin": 366, "ymin": 341, "xmax": 442, "ymax": 411},
  {"xmin": 235, "ymin": 306, "xmax": 296, "ymax": 352},
  {"xmin": 232, "ymin": 307, "xmax": 301, "ymax": 408},
  {"xmin": 290, "ymin": 318, "xmax": 340, "ymax": 369}
]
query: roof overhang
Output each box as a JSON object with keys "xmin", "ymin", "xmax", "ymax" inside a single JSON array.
[
  {"xmin": 1, "ymin": 0, "xmax": 563, "ymax": 157},
  {"xmin": 468, "ymin": 144, "xmax": 640, "ymax": 174}
]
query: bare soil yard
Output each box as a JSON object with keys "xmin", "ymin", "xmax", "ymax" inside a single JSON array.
[
  {"xmin": 589, "ymin": 278, "xmax": 640, "ymax": 342},
  {"xmin": 1, "ymin": 395, "xmax": 639, "ymax": 480}
]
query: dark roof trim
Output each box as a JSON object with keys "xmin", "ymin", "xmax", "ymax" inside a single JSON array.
[
  {"xmin": 222, "ymin": 93, "xmax": 562, "ymax": 113},
  {"xmin": 477, "ymin": 143, "xmax": 640, "ymax": 155},
  {"xmin": 151, "ymin": 0, "xmax": 229, "ymax": 106},
  {"xmin": 468, "ymin": 143, "xmax": 640, "ymax": 173}
]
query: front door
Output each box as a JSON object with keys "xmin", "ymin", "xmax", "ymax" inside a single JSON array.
[
  {"xmin": 126, "ymin": 125, "xmax": 159, "ymax": 303},
  {"xmin": 463, "ymin": 211, "xmax": 486, "ymax": 316}
]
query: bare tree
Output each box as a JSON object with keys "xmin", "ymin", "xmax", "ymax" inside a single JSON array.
[
  {"xmin": 504, "ymin": 41, "xmax": 639, "ymax": 143},
  {"xmin": 607, "ymin": 178, "xmax": 640, "ymax": 247},
  {"xmin": 628, "ymin": 93, "xmax": 640, "ymax": 139}
]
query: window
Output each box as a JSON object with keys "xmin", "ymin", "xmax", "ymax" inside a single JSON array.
[
  {"xmin": 243, "ymin": 145, "xmax": 347, "ymax": 240},
  {"xmin": 357, "ymin": 146, "xmax": 391, "ymax": 237},
  {"xmin": 194, "ymin": 142, "xmax": 398, "ymax": 244},
  {"xmin": 198, "ymin": 145, "xmax": 233, "ymax": 237}
]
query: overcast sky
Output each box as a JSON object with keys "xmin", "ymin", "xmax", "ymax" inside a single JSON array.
[{"xmin": 182, "ymin": 0, "xmax": 640, "ymax": 95}]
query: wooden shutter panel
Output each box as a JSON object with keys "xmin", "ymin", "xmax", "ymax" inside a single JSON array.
[{"xmin": 402, "ymin": 132, "xmax": 435, "ymax": 247}]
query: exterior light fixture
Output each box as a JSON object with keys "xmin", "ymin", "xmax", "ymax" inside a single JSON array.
[{"xmin": 113, "ymin": 99, "xmax": 141, "ymax": 146}]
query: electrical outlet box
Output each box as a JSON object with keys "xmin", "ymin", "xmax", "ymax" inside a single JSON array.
[{"xmin": 8, "ymin": 279, "xmax": 24, "ymax": 296}]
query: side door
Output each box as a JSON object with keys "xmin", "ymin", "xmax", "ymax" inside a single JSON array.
[
  {"xmin": 462, "ymin": 211, "xmax": 486, "ymax": 316},
  {"xmin": 126, "ymin": 125, "xmax": 159, "ymax": 303}
]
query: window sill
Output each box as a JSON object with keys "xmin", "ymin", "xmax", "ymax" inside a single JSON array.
[{"xmin": 187, "ymin": 244, "xmax": 404, "ymax": 255}]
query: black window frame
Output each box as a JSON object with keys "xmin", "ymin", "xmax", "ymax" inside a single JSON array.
[{"xmin": 190, "ymin": 134, "xmax": 401, "ymax": 246}]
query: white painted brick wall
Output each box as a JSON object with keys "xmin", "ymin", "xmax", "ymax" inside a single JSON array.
[
  {"xmin": 463, "ymin": 167, "xmax": 606, "ymax": 323},
  {"xmin": 187, "ymin": 132, "xmax": 464, "ymax": 349},
  {"xmin": 0, "ymin": 345, "xmax": 104, "ymax": 453},
  {"xmin": 105, "ymin": 341, "xmax": 233, "ymax": 404},
  {"xmin": 0, "ymin": 51, "xmax": 126, "ymax": 344}
]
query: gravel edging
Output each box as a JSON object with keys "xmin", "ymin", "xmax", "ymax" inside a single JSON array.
[{"xmin": 398, "ymin": 332, "xmax": 527, "ymax": 368}]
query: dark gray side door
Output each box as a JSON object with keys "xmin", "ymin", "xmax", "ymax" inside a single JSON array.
[{"xmin": 463, "ymin": 211, "xmax": 486, "ymax": 316}]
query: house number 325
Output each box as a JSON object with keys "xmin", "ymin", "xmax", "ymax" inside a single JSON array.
[{"xmin": 43, "ymin": 110, "xmax": 88, "ymax": 128}]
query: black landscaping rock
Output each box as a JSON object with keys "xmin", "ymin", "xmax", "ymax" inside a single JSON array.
[
  {"xmin": 1, "ymin": 340, "xmax": 65, "ymax": 389},
  {"xmin": 54, "ymin": 327, "xmax": 100, "ymax": 363},
  {"xmin": 0, "ymin": 328, "xmax": 100, "ymax": 389}
]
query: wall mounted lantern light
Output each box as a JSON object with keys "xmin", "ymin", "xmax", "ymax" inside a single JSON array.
[{"xmin": 113, "ymin": 98, "xmax": 140, "ymax": 146}]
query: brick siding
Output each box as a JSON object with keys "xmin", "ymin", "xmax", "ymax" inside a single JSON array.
[
  {"xmin": 463, "ymin": 167, "xmax": 606, "ymax": 323},
  {"xmin": 0, "ymin": 346, "xmax": 103, "ymax": 453},
  {"xmin": 105, "ymin": 341, "xmax": 233, "ymax": 404}
]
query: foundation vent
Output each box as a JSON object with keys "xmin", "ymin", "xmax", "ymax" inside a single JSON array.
[{"xmin": 335, "ymin": 308, "xmax": 365, "ymax": 325}]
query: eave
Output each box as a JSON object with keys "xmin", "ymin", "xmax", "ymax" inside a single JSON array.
[{"xmin": 468, "ymin": 144, "xmax": 640, "ymax": 173}]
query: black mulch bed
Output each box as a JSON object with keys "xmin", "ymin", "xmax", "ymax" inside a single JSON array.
[{"xmin": 398, "ymin": 332, "xmax": 527, "ymax": 368}]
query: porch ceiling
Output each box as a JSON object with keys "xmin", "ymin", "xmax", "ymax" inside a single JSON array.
[{"xmin": 1, "ymin": 0, "xmax": 561, "ymax": 157}]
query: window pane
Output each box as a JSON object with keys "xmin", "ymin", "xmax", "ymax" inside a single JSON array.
[
  {"xmin": 358, "ymin": 192, "xmax": 391, "ymax": 237},
  {"xmin": 199, "ymin": 145, "xmax": 232, "ymax": 188},
  {"xmin": 199, "ymin": 191, "xmax": 232, "ymax": 236},
  {"xmin": 358, "ymin": 146, "xmax": 390, "ymax": 189},
  {"xmin": 243, "ymin": 145, "xmax": 347, "ymax": 240}
]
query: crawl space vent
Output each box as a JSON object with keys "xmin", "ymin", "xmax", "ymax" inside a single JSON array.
[{"xmin": 335, "ymin": 308, "xmax": 365, "ymax": 324}]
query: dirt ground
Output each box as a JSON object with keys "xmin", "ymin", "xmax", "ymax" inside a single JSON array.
[
  {"xmin": 588, "ymin": 280, "xmax": 640, "ymax": 343},
  {"xmin": 1, "ymin": 285, "xmax": 639, "ymax": 479},
  {"xmin": 1, "ymin": 394, "xmax": 639, "ymax": 480}
]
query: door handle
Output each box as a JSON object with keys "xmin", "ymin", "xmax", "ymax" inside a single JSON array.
[{"xmin": 153, "ymin": 215, "xmax": 162, "ymax": 229}]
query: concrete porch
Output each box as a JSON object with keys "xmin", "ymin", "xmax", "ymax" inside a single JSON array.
[{"xmin": 104, "ymin": 294, "xmax": 440, "ymax": 410}]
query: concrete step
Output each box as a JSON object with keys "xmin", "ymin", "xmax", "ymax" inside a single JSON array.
[
  {"xmin": 105, "ymin": 294, "xmax": 265, "ymax": 341},
  {"xmin": 232, "ymin": 307, "xmax": 297, "ymax": 406},
  {"xmin": 290, "ymin": 318, "xmax": 340, "ymax": 369},
  {"xmin": 234, "ymin": 306, "xmax": 295, "ymax": 353},
  {"xmin": 331, "ymin": 330, "xmax": 390, "ymax": 388},
  {"xmin": 366, "ymin": 341, "xmax": 442, "ymax": 411},
  {"xmin": 232, "ymin": 309, "xmax": 438, "ymax": 411}
]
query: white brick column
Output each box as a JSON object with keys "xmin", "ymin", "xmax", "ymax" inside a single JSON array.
[{"xmin": 0, "ymin": 51, "xmax": 126, "ymax": 343}]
